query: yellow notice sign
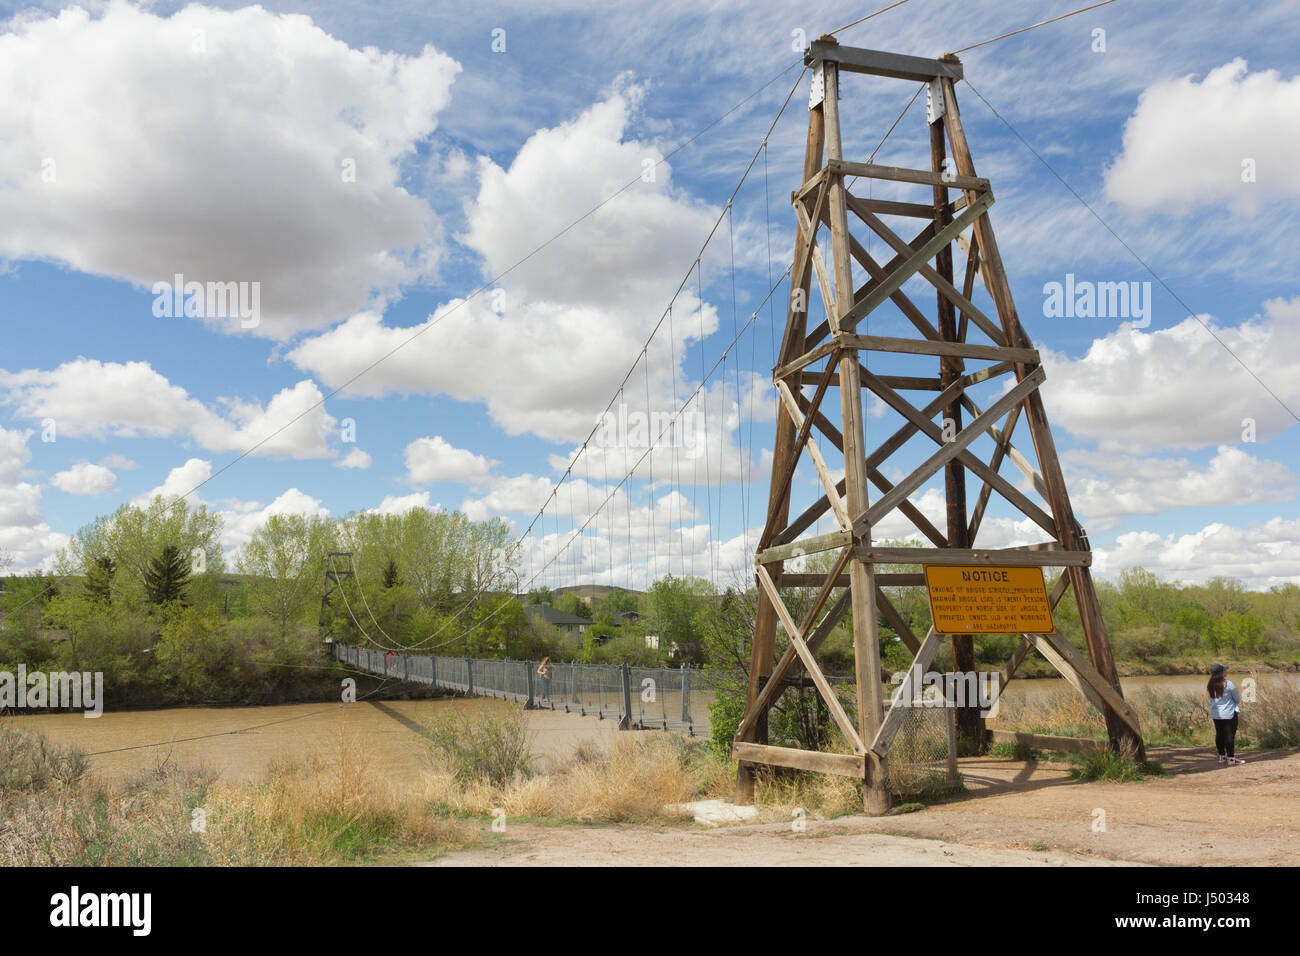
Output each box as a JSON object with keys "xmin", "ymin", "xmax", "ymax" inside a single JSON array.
[{"xmin": 923, "ymin": 565, "xmax": 1055, "ymax": 635}]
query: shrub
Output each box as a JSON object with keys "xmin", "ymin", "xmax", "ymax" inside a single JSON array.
[
  {"xmin": 1244, "ymin": 681, "xmax": 1300, "ymax": 749},
  {"xmin": 1134, "ymin": 688, "xmax": 1206, "ymax": 743},
  {"xmin": 0, "ymin": 726, "xmax": 88, "ymax": 794},
  {"xmin": 424, "ymin": 708, "xmax": 533, "ymax": 787}
]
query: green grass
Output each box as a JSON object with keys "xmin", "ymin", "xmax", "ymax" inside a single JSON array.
[
  {"xmin": 1067, "ymin": 750, "xmax": 1153, "ymax": 782},
  {"xmin": 988, "ymin": 741, "xmax": 1042, "ymax": 761}
]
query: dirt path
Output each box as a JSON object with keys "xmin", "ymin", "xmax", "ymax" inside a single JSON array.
[{"xmin": 425, "ymin": 747, "xmax": 1300, "ymax": 866}]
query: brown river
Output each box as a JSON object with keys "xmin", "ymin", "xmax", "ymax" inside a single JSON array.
[{"xmin": 6, "ymin": 673, "xmax": 1297, "ymax": 785}]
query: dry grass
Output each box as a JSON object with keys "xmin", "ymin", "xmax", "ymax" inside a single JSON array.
[
  {"xmin": 989, "ymin": 680, "xmax": 1300, "ymax": 752},
  {"xmin": 0, "ymin": 725, "xmax": 472, "ymax": 865},
  {"xmin": 423, "ymin": 732, "xmax": 720, "ymax": 823}
]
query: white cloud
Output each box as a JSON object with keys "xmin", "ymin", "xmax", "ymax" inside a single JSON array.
[
  {"xmin": 1096, "ymin": 516, "xmax": 1300, "ymax": 589},
  {"xmin": 1105, "ymin": 59, "xmax": 1300, "ymax": 215},
  {"xmin": 336, "ymin": 448, "xmax": 373, "ymax": 469},
  {"xmin": 0, "ymin": 2, "xmax": 459, "ymax": 338},
  {"xmin": 50, "ymin": 462, "xmax": 118, "ymax": 495},
  {"xmin": 288, "ymin": 85, "xmax": 724, "ymax": 442},
  {"xmin": 219, "ymin": 488, "xmax": 330, "ymax": 556},
  {"xmin": 131, "ymin": 458, "xmax": 212, "ymax": 506},
  {"xmin": 1067, "ymin": 445, "xmax": 1295, "ymax": 526},
  {"xmin": 0, "ymin": 359, "xmax": 338, "ymax": 459},
  {"xmin": 99, "ymin": 454, "xmax": 137, "ymax": 470},
  {"xmin": 369, "ymin": 492, "xmax": 438, "ymax": 515},
  {"xmin": 404, "ymin": 435, "xmax": 493, "ymax": 485},
  {"xmin": 1041, "ymin": 297, "xmax": 1300, "ymax": 450},
  {"xmin": 0, "ymin": 426, "xmax": 67, "ymax": 569}
]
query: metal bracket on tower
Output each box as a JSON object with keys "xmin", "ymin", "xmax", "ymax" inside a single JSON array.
[
  {"xmin": 925, "ymin": 77, "xmax": 946, "ymax": 124},
  {"xmin": 808, "ymin": 61, "xmax": 825, "ymax": 109}
]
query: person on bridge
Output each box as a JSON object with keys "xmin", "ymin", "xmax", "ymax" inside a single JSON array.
[
  {"xmin": 537, "ymin": 657, "xmax": 554, "ymax": 703},
  {"xmin": 1208, "ymin": 664, "xmax": 1244, "ymax": 765}
]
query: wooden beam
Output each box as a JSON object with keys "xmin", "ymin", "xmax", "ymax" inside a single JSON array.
[
  {"xmin": 805, "ymin": 41, "xmax": 963, "ymax": 83},
  {"xmin": 838, "ymin": 333, "xmax": 1038, "ymax": 365},
  {"xmin": 960, "ymin": 393, "xmax": 1049, "ymax": 501},
  {"xmin": 757, "ymin": 529, "xmax": 852, "ymax": 565},
  {"xmin": 1028, "ymin": 633, "xmax": 1107, "ymax": 714},
  {"xmin": 796, "ymin": 371, "xmax": 943, "ymax": 390},
  {"xmin": 987, "ymin": 730, "xmax": 1104, "ymax": 755},
  {"xmin": 967, "ymin": 406, "xmax": 1021, "ymax": 544},
  {"xmin": 827, "ymin": 158, "xmax": 986, "ymax": 192},
  {"xmin": 792, "ymin": 384, "xmax": 951, "ymax": 551},
  {"xmin": 823, "ymin": 61, "xmax": 889, "ymax": 811},
  {"xmin": 770, "ymin": 374, "xmax": 971, "ymax": 549},
  {"xmin": 733, "ymin": 741, "xmax": 867, "ymax": 777},
  {"xmin": 804, "ymin": 222, "xmax": 936, "ymax": 349},
  {"xmin": 845, "ymin": 196, "xmax": 941, "ymax": 219},
  {"xmin": 857, "ymin": 545, "xmax": 1091, "ymax": 567},
  {"xmin": 780, "ymin": 572, "xmax": 924, "ymax": 588}
]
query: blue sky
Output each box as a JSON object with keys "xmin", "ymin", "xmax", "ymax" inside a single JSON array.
[{"xmin": 1, "ymin": 0, "xmax": 1298, "ymax": 591}]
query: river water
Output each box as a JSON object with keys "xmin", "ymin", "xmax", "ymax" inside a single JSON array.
[{"xmin": 7, "ymin": 672, "xmax": 1295, "ymax": 784}]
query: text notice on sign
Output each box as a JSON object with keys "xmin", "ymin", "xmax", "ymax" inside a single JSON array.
[{"xmin": 922, "ymin": 565, "xmax": 1055, "ymax": 635}]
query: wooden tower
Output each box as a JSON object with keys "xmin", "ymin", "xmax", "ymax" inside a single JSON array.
[{"xmin": 735, "ymin": 40, "xmax": 1145, "ymax": 813}]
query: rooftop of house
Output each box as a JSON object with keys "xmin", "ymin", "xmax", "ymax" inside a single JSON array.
[{"xmin": 522, "ymin": 603, "xmax": 593, "ymax": 627}]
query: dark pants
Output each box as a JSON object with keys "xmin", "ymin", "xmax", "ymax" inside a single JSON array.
[
  {"xmin": 539, "ymin": 676, "xmax": 551, "ymax": 701},
  {"xmin": 1214, "ymin": 714, "xmax": 1239, "ymax": 757}
]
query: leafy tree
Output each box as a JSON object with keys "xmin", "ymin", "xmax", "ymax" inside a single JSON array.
[
  {"xmin": 639, "ymin": 575, "xmax": 715, "ymax": 662},
  {"xmin": 144, "ymin": 544, "xmax": 192, "ymax": 606},
  {"xmin": 238, "ymin": 513, "xmax": 336, "ymax": 634},
  {"xmin": 526, "ymin": 586, "xmax": 554, "ymax": 606},
  {"xmin": 555, "ymin": 592, "xmax": 592, "ymax": 621}
]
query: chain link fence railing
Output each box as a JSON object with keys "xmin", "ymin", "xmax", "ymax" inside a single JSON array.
[
  {"xmin": 333, "ymin": 643, "xmax": 959, "ymax": 793},
  {"xmin": 332, "ymin": 642, "xmax": 712, "ymax": 735}
]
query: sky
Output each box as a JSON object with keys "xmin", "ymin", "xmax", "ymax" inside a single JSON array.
[{"xmin": 1, "ymin": 0, "xmax": 1298, "ymax": 592}]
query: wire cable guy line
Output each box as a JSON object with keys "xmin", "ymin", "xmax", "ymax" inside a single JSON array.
[
  {"xmin": 947, "ymin": 0, "xmax": 1119, "ymax": 55},
  {"xmin": 826, "ymin": 0, "xmax": 912, "ymax": 39}
]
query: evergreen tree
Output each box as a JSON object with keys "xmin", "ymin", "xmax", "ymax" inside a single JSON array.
[
  {"xmin": 85, "ymin": 555, "xmax": 116, "ymax": 604},
  {"xmin": 381, "ymin": 555, "xmax": 401, "ymax": 590},
  {"xmin": 144, "ymin": 544, "xmax": 191, "ymax": 606}
]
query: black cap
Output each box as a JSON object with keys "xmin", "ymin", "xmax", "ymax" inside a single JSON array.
[{"xmin": 1211, "ymin": 663, "xmax": 1226, "ymax": 676}]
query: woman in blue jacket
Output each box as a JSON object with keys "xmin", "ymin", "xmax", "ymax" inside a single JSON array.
[{"xmin": 1208, "ymin": 664, "xmax": 1244, "ymax": 765}]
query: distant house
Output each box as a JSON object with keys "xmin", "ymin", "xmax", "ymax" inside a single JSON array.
[
  {"xmin": 614, "ymin": 610, "xmax": 641, "ymax": 626},
  {"xmin": 523, "ymin": 604, "xmax": 593, "ymax": 636}
]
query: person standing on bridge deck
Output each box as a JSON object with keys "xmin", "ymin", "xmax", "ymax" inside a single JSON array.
[
  {"xmin": 537, "ymin": 657, "xmax": 554, "ymax": 703},
  {"xmin": 1208, "ymin": 664, "xmax": 1244, "ymax": 765}
]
